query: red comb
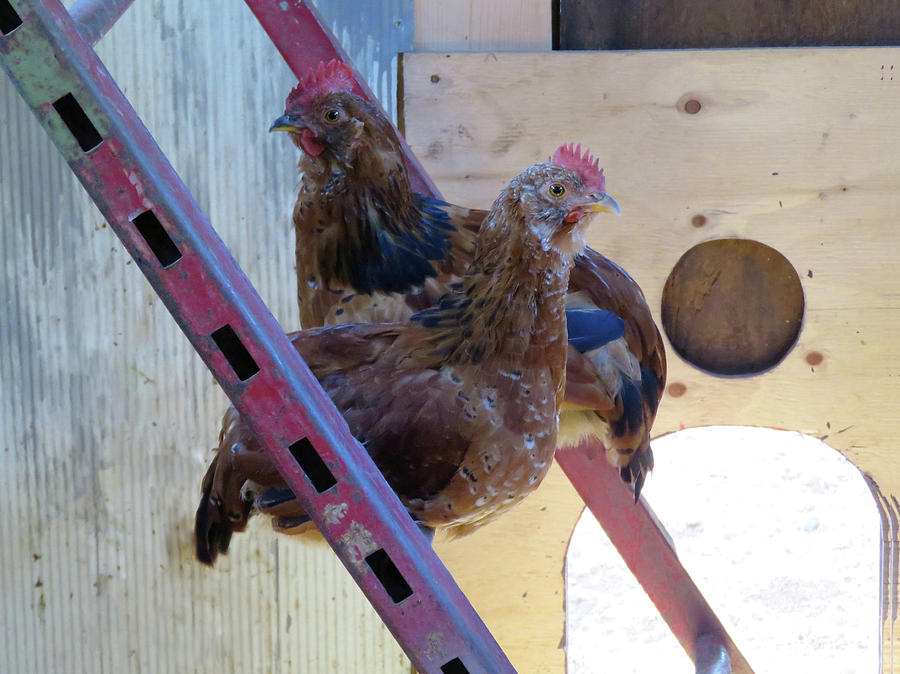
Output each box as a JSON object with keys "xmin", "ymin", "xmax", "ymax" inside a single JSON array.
[
  {"xmin": 285, "ymin": 59, "xmax": 357, "ymax": 110},
  {"xmin": 551, "ymin": 143, "xmax": 606, "ymax": 193}
]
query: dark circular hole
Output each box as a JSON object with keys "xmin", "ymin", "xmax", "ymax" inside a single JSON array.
[
  {"xmin": 430, "ymin": 74, "xmax": 440, "ymax": 83},
  {"xmin": 661, "ymin": 238, "xmax": 804, "ymax": 375},
  {"xmin": 691, "ymin": 214, "xmax": 707, "ymax": 228},
  {"xmin": 684, "ymin": 99, "xmax": 702, "ymax": 114}
]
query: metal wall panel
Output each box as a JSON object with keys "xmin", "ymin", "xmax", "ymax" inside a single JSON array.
[
  {"xmin": 1, "ymin": 1, "xmax": 411, "ymax": 672},
  {"xmin": 313, "ymin": 0, "xmax": 412, "ymax": 121}
]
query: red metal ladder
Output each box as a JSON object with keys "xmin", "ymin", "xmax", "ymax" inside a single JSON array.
[
  {"xmin": 0, "ymin": 1, "xmax": 750, "ymax": 672},
  {"xmin": 0, "ymin": 2, "xmax": 511, "ymax": 672}
]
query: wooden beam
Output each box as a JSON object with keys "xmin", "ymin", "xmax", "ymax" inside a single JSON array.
[{"xmin": 559, "ymin": 0, "xmax": 900, "ymax": 49}]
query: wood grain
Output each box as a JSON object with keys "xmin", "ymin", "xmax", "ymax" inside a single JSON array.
[{"xmin": 406, "ymin": 48, "xmax": 900, "ymax": 672}]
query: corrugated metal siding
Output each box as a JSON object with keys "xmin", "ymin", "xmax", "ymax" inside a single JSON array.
[
  {"xmin": 0, "ymin": 1, "xmax": 411, "ymax": 672},
  {"xmin": 312, "ymin": 0, "xmax": 413, "ymax": 122}
]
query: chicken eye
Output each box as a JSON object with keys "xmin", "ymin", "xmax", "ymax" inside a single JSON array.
[
  {"xmin": 548, "ymin": 183, "xmax": 566, "ymax": 198},
  {"xmin": 324, "ymin": 109, "xmax": 341, "ymax": 123}
]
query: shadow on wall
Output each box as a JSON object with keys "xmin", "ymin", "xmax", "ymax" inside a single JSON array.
[{"xmin": 565, "ymin": 426, "xmax": 881, "ymax": 673}]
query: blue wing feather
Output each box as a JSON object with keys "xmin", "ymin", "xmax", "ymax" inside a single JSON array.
[{"xmin": 565, "ymin": 308, "xmax": 626, "ymax": 353}]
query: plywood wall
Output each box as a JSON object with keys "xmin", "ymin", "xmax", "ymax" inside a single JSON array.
[
  {"xmin": 0, "ymin": 2, "xmax": 411, "ymax": 672},
  {"xmin": 404, "ymin": 49, "xmax": 900, "ymax": 672}
]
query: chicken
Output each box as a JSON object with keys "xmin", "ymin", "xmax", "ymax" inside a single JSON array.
[
  {"xmin": 194, "ymin": 64, "xmax": 666, "ymax": 562},
  {"xmin": 195, "ymin": 146, "xmax": 620, "ymax": 564},
  {"xmin": 268, "ymin": 59, "xmax": 482, "ymax": 327},
  {"xmin": 266, "ymin": 61, "xmax": 665, "ymax": 495}
]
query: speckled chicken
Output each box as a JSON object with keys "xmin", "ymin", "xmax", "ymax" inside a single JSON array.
[
  {"xmin": 195, "ymin": 146, "xmax": 619, "ymax": 564},
  {"xmin": 267, "ymin": 61, "xmax": 665, "ymax": 494},
  {"xmin": 195, "ymin": 64, "xmax": 666, "ymax": 563}
]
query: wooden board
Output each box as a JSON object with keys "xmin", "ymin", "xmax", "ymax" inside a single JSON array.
[
  {"xmin": 559, "ymin": 0, "xmax": 900, "ymax": 49},
  {"xmin": 413, "ymin": 0, "xmax": 551, "ymax": 52},
  {"xmin": 404, "ymin": 49, "xmax": 900, "ymax": 672}
]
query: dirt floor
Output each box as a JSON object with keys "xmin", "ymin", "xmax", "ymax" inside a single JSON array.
[{"xmin": 566, "ymin": 426, "xmax": 881, "ymax": 673}]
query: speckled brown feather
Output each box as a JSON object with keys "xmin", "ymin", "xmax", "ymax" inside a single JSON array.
[{"xmin": 199, "ymin": 138, "xmax": 663, "ymax": 558}]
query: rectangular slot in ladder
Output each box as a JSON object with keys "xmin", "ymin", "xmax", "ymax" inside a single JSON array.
[
  {"xmin": 210, "ymin": 324, "xmax": 259, "ymax": 381},
  {"xmin": 289, "ymin": 437, "xmax": 337, "ymax": 493},
  {"xmin": 0, "ymin": 0, "xmax": 22, "ymax": 35},
  {"xmin": 440, "ymin": 658, "xmax": 471, "ymax": 674},
  {"xmin": 131, "ymin": 210, "xmax": 182, "ymax": 267},
  {"xmin": 365, "ymin": 548, "xmax": 413, "ymax": 603},
  {"xmin": 52, "ymin": 93, "xmax": 103, "ymax": 152}
]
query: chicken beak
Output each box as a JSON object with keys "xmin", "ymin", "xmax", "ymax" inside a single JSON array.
[
  {"xmin": 582, "ymin": 192, "xmax": 621, "ymax": 216},
  {"xmin": 269, "ymin": 114, "xmax": 305, "ymax": 133}
]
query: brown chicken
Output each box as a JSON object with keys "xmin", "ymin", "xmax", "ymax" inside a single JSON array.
[
  {"xmin": 267, "ymin": 61, "xmax": 665, "ymax": 491},
  {"xmin": 195, "ymin": 64, "xmax": 665, "ymax": 563},
  {"xmin": 269, "ymin": 59, "xmax": 481, "ymax": 327},
  {"xmin": 195, "ymin": 146, "xmax": 619, "ymax": 564}
]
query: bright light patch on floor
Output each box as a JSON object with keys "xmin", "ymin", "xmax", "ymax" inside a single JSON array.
[{"xmin": 565, "ymin": 426, "xmax": 881, "ymax": 674}]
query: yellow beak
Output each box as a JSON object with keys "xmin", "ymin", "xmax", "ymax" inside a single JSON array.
[
  {"xmin": 583, "ymin": 192, "xmax": 621, "ymax": 216},
  {"xmin": 269, "ymin": 114, "xmax": 304, "ymax": 133}
]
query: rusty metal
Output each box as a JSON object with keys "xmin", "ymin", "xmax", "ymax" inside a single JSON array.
[
  {"xmin": 69, "ymin": 0, "xmax": 136, "ymax": 45},
  {"xmin": 0, "ymin": 1, "xmax": 513, "ymax": 672},
  {"xmin": 695, "ymin": 634, "xmax": 732, "ymax": 674}
]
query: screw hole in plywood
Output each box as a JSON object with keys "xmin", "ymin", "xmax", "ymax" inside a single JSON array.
[{"xmin": 661, "ymin": 238, "xmax": 804, "ymax": 375}]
